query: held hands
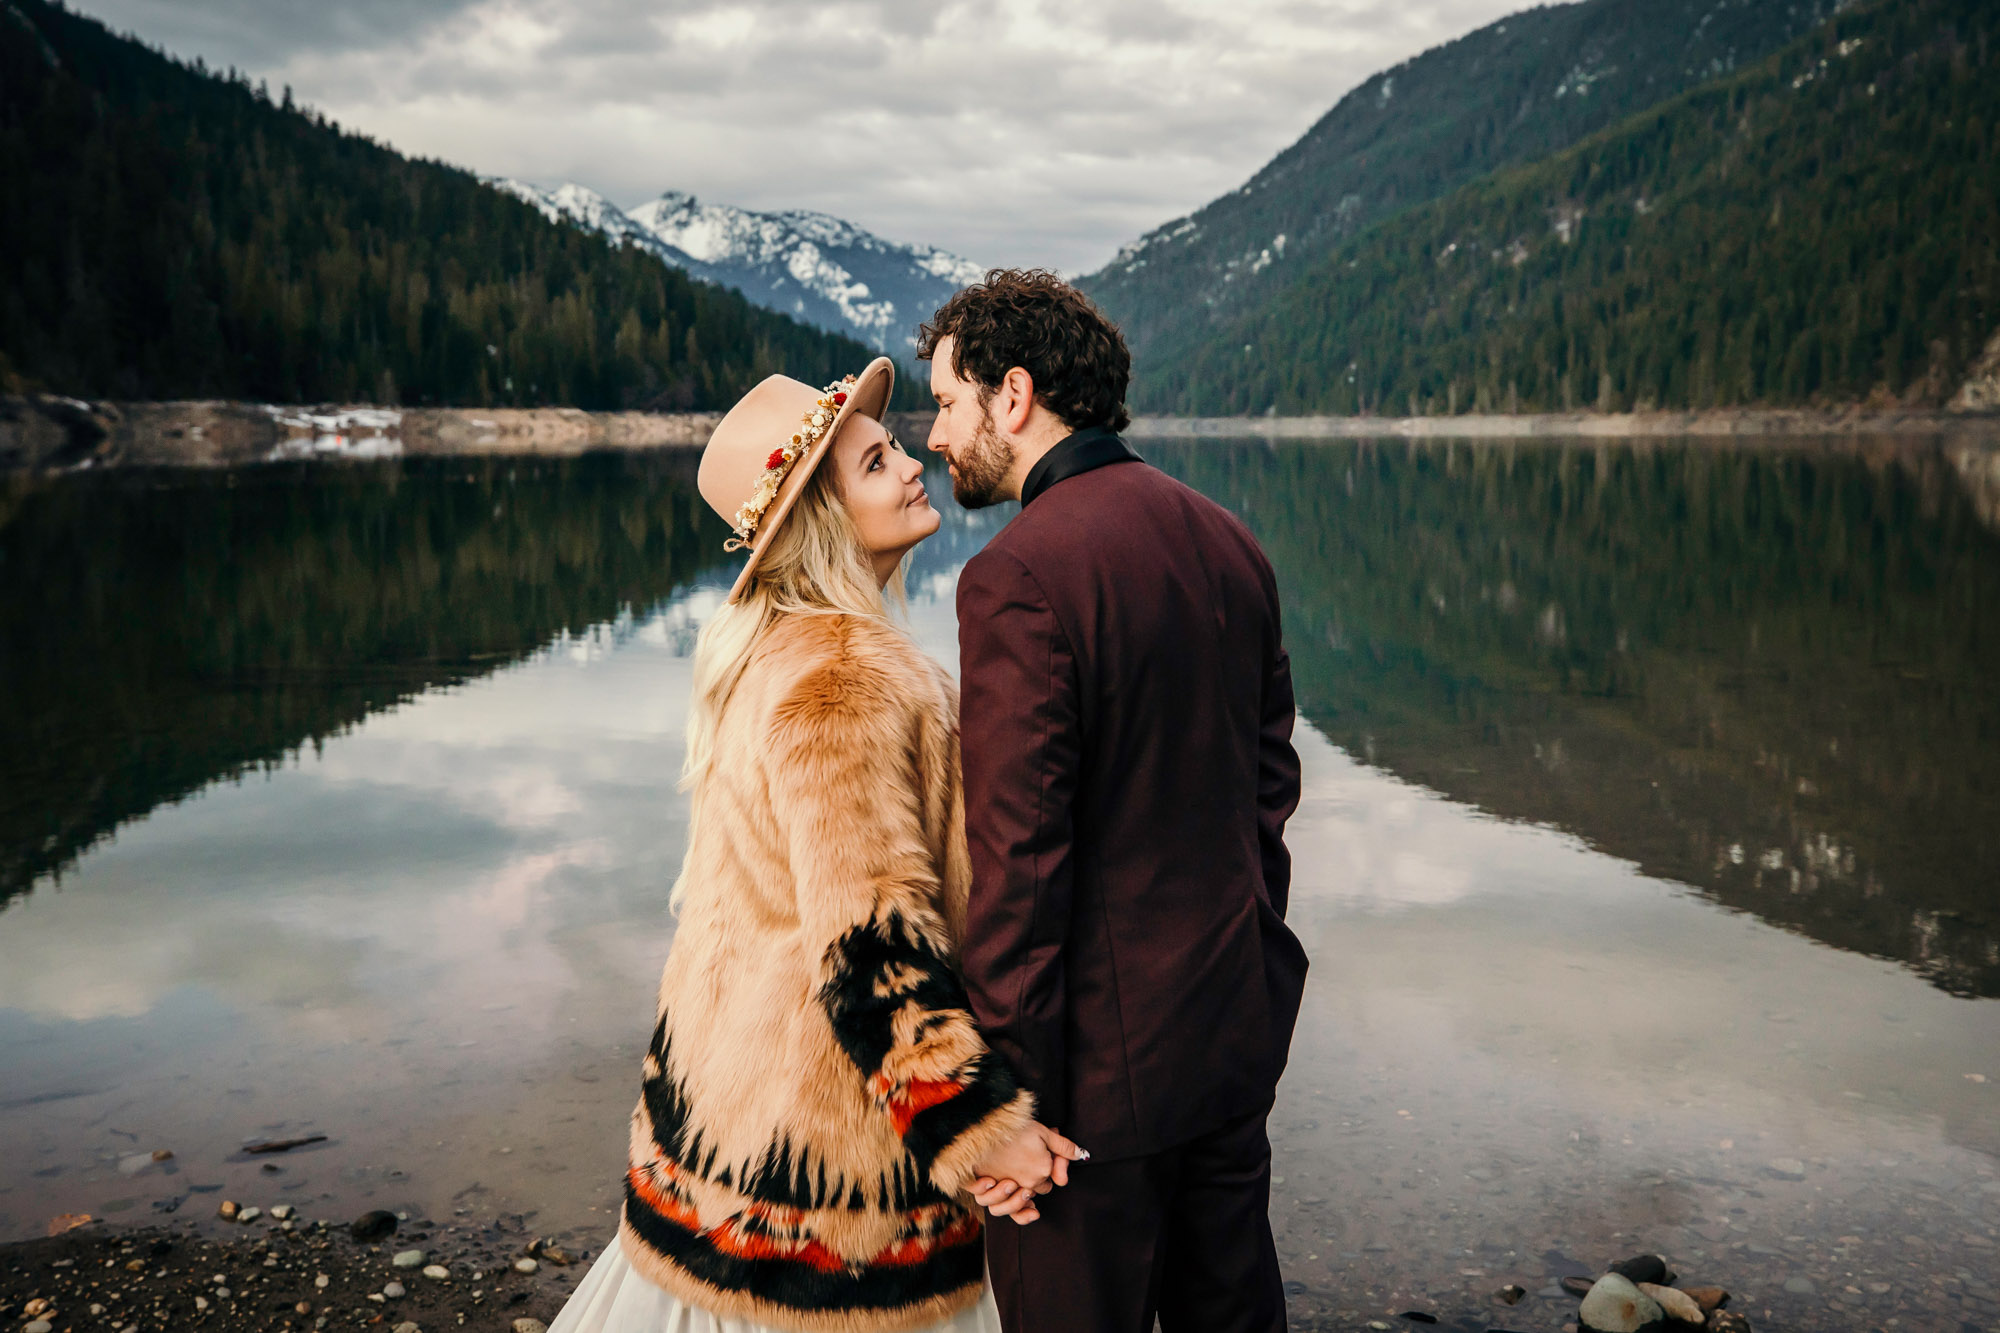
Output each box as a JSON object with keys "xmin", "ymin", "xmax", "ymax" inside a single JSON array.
[{"xmin": 970, "ymin": 1122, "xmax": 1088, "ymax": 1226}]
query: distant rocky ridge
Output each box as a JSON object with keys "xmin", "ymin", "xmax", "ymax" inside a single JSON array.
[{"xmin": 489, "ymin": 181, "xmax": 983, "ymax": 354}]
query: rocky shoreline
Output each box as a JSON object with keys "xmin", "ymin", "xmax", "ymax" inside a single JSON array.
[
  {"xmin": 1, "ymin": 1206, "xmax": 585, "ymax": 1333},
  {"xmin": 5, "ymin": 394, "xmax": 1999, "ymax": 471},
  {"xmin": 1130, "ymin": 406, "xmax": 2000, "ymax": 440},
  {"xmin": 0, "ymin": 397, "xmax": 953, "ymax": 471}
]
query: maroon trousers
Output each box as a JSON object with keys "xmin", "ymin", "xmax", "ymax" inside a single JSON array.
[{"xmin": 983, "ymin": 1108, "xmax": 1287, "ymax": 1333}]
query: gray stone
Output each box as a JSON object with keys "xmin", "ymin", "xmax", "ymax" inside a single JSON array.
[
  {"xmin": 392, "ymin": 1323, "xmax": 420, "ymax": 1333},
  {"xmin": 1784, "ymin": 1276, "xmax": 1816, "ymax": 1294},
  {"xmin": 513, "ymin": 1257, "xmax": 539, "ymax": 1274},
  {"xmin": 1766, "ymin": 1158, "xmax": 1808, "ymax": 1180},
  {"xmin": 237, "ymin": 1205, "xmax": 262, "ymax": 1223},
  {"xmin": 25, "ymin": 1322, "xmax": 53, "ymax": 1333},
  {"xmin": 382, "ymin": 1282, "xmax": 406, "ymax": 1299},
  {"xmin": 270, "ymin": 1204, "xmax": 295, "ymax": 1220},
  {"xmin": 511, "ymin": 1321, "xmax": 549, "ymax": 1333},
  {"xmin": 422, "ymin": 1264, "xmax": 450, "ymax": 1280},
  {"xmin": 392, "ymin": 1249, "xmax": 427, "ymax": 1269},
  {"xmin": 1578, "ymin": 1274, "xmax": 1663, "ymax": 1333}
]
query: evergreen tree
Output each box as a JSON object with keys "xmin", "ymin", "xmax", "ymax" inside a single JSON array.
[
  {"xmin": 1136, "ymin": 0, "xmax": 1999, "ymax": 416},
  {"xmin": 0, "ymin": 0, "xmax": 890, "ymax": 408}
]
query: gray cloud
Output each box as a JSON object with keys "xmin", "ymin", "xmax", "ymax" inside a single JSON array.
[{"xmin": 76, "ymin": 0, "xmax": 1524, "ymax": 273}]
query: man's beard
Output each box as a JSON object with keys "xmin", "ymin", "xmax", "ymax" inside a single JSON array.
[{"xmin": 950, "ymin": 410, "xmax": 1016, "ymax": 509}]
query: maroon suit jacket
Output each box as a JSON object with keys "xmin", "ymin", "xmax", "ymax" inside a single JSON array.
[{"xmin": 956, "ymin": 429, "xmax": 1307, "ymax": 1162}]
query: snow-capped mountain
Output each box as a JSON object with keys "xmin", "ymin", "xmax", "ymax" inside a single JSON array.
[{"xmin": 488, "ymin": 179, "xmax": 983, "ymax": 353}]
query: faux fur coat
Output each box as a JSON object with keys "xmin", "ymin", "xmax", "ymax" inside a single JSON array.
[{"xmin": 618, "ymin": 611, "xmax": 1035, "ymax": 1333}]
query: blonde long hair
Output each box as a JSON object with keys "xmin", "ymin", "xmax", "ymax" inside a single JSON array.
[{"xmin": 671, "ymin": 460, "xmax": 910, "ymax": 906}]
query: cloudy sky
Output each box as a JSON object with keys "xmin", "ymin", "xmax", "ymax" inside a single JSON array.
[{"xmin": 76, "ymin": 0, "xmax": 1524, "ymax": 273}]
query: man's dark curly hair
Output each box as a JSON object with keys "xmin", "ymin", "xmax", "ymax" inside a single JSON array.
[{"xmin": 916, "ymin": 269, "xmax": 1131, "ymax": 433}]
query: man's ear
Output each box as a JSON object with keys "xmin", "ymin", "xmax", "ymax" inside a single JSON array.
[{"xmin": 997, "ymin": 367, "xmax": 1036, "ymax": 436}]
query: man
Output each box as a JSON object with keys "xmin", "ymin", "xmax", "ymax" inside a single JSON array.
[{"xmin": 921, "ymin": 270, "xmax": 1308, "ymax": 1333}]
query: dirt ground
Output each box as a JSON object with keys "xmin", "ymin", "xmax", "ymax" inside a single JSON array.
[{"xmin": 0, "ymin": 1209, "xmax": 588, "ymax": 1333}]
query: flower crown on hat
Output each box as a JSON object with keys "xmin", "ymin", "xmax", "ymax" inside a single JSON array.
[{"xmin": 723, "ymin": 373, "xmax": 859, "ymax": 551}]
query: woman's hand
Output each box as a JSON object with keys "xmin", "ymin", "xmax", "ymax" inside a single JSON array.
[
  {"xmin": 972, "ymin": 1175, "xmax": 1040, "ymax": 1224},
  {"xmin": 971, "ymin": 1123, "xmax": 1089, "ymax": 1223}
]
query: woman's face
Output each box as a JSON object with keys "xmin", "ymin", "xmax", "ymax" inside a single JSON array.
[{"xmin": 830, "ymin": 415, "xmax": 940, "ymax": 582}]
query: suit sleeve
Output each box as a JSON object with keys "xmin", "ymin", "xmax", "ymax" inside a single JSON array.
[
  {"xmin": 955, "ymin": 550, "xmax": 1080, "ymax": 1123},
  {"xmin": 764, "ymin": 651, "xmax": 1035, "ymax": 1195},
  {"xmin": 1257, "ymin": 564, "xmax": 1302, "ymax": 918}
]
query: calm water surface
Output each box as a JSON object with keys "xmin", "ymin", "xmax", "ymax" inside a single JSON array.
[{"xmin": 2, "ymin": 438, "xmax": 1997, "ymax": 1331}]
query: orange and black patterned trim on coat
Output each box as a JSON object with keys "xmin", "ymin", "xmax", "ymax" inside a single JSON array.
[
  {"xmin": 621, "ymin": 949, "xmax": 1016, "ymax": 1324},
  {"xmin": 819, "ymin": 913, "xmax": 1028, "ymax": 1182}
]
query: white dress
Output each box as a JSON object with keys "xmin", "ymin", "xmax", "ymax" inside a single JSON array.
[{"xmin": 547, "ymin": 1235, "xmax": 1004, "ymax": 1333}]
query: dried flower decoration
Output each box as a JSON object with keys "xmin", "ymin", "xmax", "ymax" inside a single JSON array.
[{"xmin": 726, "ymin": 374, "xmax": 859, "ymax": 549}]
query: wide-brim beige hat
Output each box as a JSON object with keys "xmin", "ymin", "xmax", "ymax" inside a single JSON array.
[{"xmin": 698, "ymin": 356, "xmax": 895, "ymax": 603}]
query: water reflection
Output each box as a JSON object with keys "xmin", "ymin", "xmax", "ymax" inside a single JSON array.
[
  {"xmin": 1139, "ymin": 436, "xmax": 2000, "ymax": 997},
  {"xmin": 1, "ymin": 438, "xmax": 1996, "ymax": 1330},
  {"xmin": 0, "ymin": 455, "xmax": 731, "ymax": 905}
]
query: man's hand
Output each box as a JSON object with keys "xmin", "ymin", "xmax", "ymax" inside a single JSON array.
[{"xmin": 970, "ymin": 1123, "xmax": 1088, "ymax": 1224}]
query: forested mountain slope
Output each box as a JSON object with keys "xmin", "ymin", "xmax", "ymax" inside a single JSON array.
[
  {"xmin": 0, "ymin": 0, "xmax": 878, "ymax": 409},
  {"xmin": 1082, "ymin": 0, "xmax": 1836, "ymax": 365},
  {"xmin": 1139, "ymin": 0, "xmax": 1999, "ymax": 416}
]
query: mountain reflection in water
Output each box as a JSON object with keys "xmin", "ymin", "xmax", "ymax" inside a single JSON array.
[
  {"xmin": 1136, "ymin": 437, "xmax": 2000, "ymax": 997},
  {"xmin": 0, "ymin": 454, "xmax": 731, "ymax": 906},
  {"xmin": 3, "ymin": 438, "xmax": 1997, "ymax": 995}
]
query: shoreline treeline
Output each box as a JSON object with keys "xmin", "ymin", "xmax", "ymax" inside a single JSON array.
[{"xmin": 0, "ymin": 0, "xmax": 885, "ymax": 410}]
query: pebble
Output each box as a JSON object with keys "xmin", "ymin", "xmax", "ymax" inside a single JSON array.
[
  {"xmin": 512, "ymin": 1321, "xmax": 549, "ymax": 1333},
  {"xmin": 270, "ymin": 1204, "xmax": 295, "ymax": 1220},
  {"xmin": 1784, "ymin": 1276, "xmax": 1817, "ymax": 1294},
  {"xmin": 295, "ymin": 1301, "xmax": 313, "ymax": 1315},
  {"xmin": 1639, "ymin": 1283, "xmax": 1703, "ymax": 1323},
  {"xmin": 350, "ymin": 1209, "xmax": 399, "ymax": 1242},
  {"xmin": 393, "ymin": 1323, "xmax": 421, "ymax": 1333},
  {"xmin": 1766, "ymin": 1157, "xmax": 1808, "ymax": 1180},
  {"xmin": 89, "ymin": 1305, "xmax": 105, "ymax": 1317},
  {"xmin": 1608, "ymin": 1254, "xmax": 1668, "ymax": 1286},
  {"xmin": 1578, "ymin": 1274, "xmax": 1661, "ymax": 1333},
  {"xmin": 25, "ymin": 1322, "xmax": 52, "ymax": 1333},
  {"xmin": 393, "ymin": 1249, "xmax": 428, "ymax": 1268},
  {"xmin": 514, "ymin": 1257, "xmax": 539, "ymax": 1273},
  {"xmin": 237, "ymin": 1206, "xmax": 262, "ymax": 1223},
  {"xmin": 384, "ymin": 1281, "xmax": 407, "ymax": 1299},
  {"xmin": 316, "ymin": 1273, "xmax": 330, "ymax": 1289},
  {"xmin": 195, "ymin": 1296, "xmax": 210, "ymax": 1311},
  {"xmin": 24, "ymin": 1299, "xmax": 50, "ymax": 1316},
  {"xmin": 218, "ymin": 1200, "xmax": 240, "ymax": 1220},
  {"xmin": 423, "ymin": 1264, "xmax": 451, "ymax": 1280}
]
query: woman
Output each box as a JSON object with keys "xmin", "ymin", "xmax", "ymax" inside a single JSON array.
[{"xmin": 550, "ymin": 358, "xmax": 1079, "ymax": 1333}]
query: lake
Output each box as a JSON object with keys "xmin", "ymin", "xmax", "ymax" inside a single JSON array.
[{"xmin": 2, "ymin": 436, "xmax": 1997, "ymax": 1331}]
